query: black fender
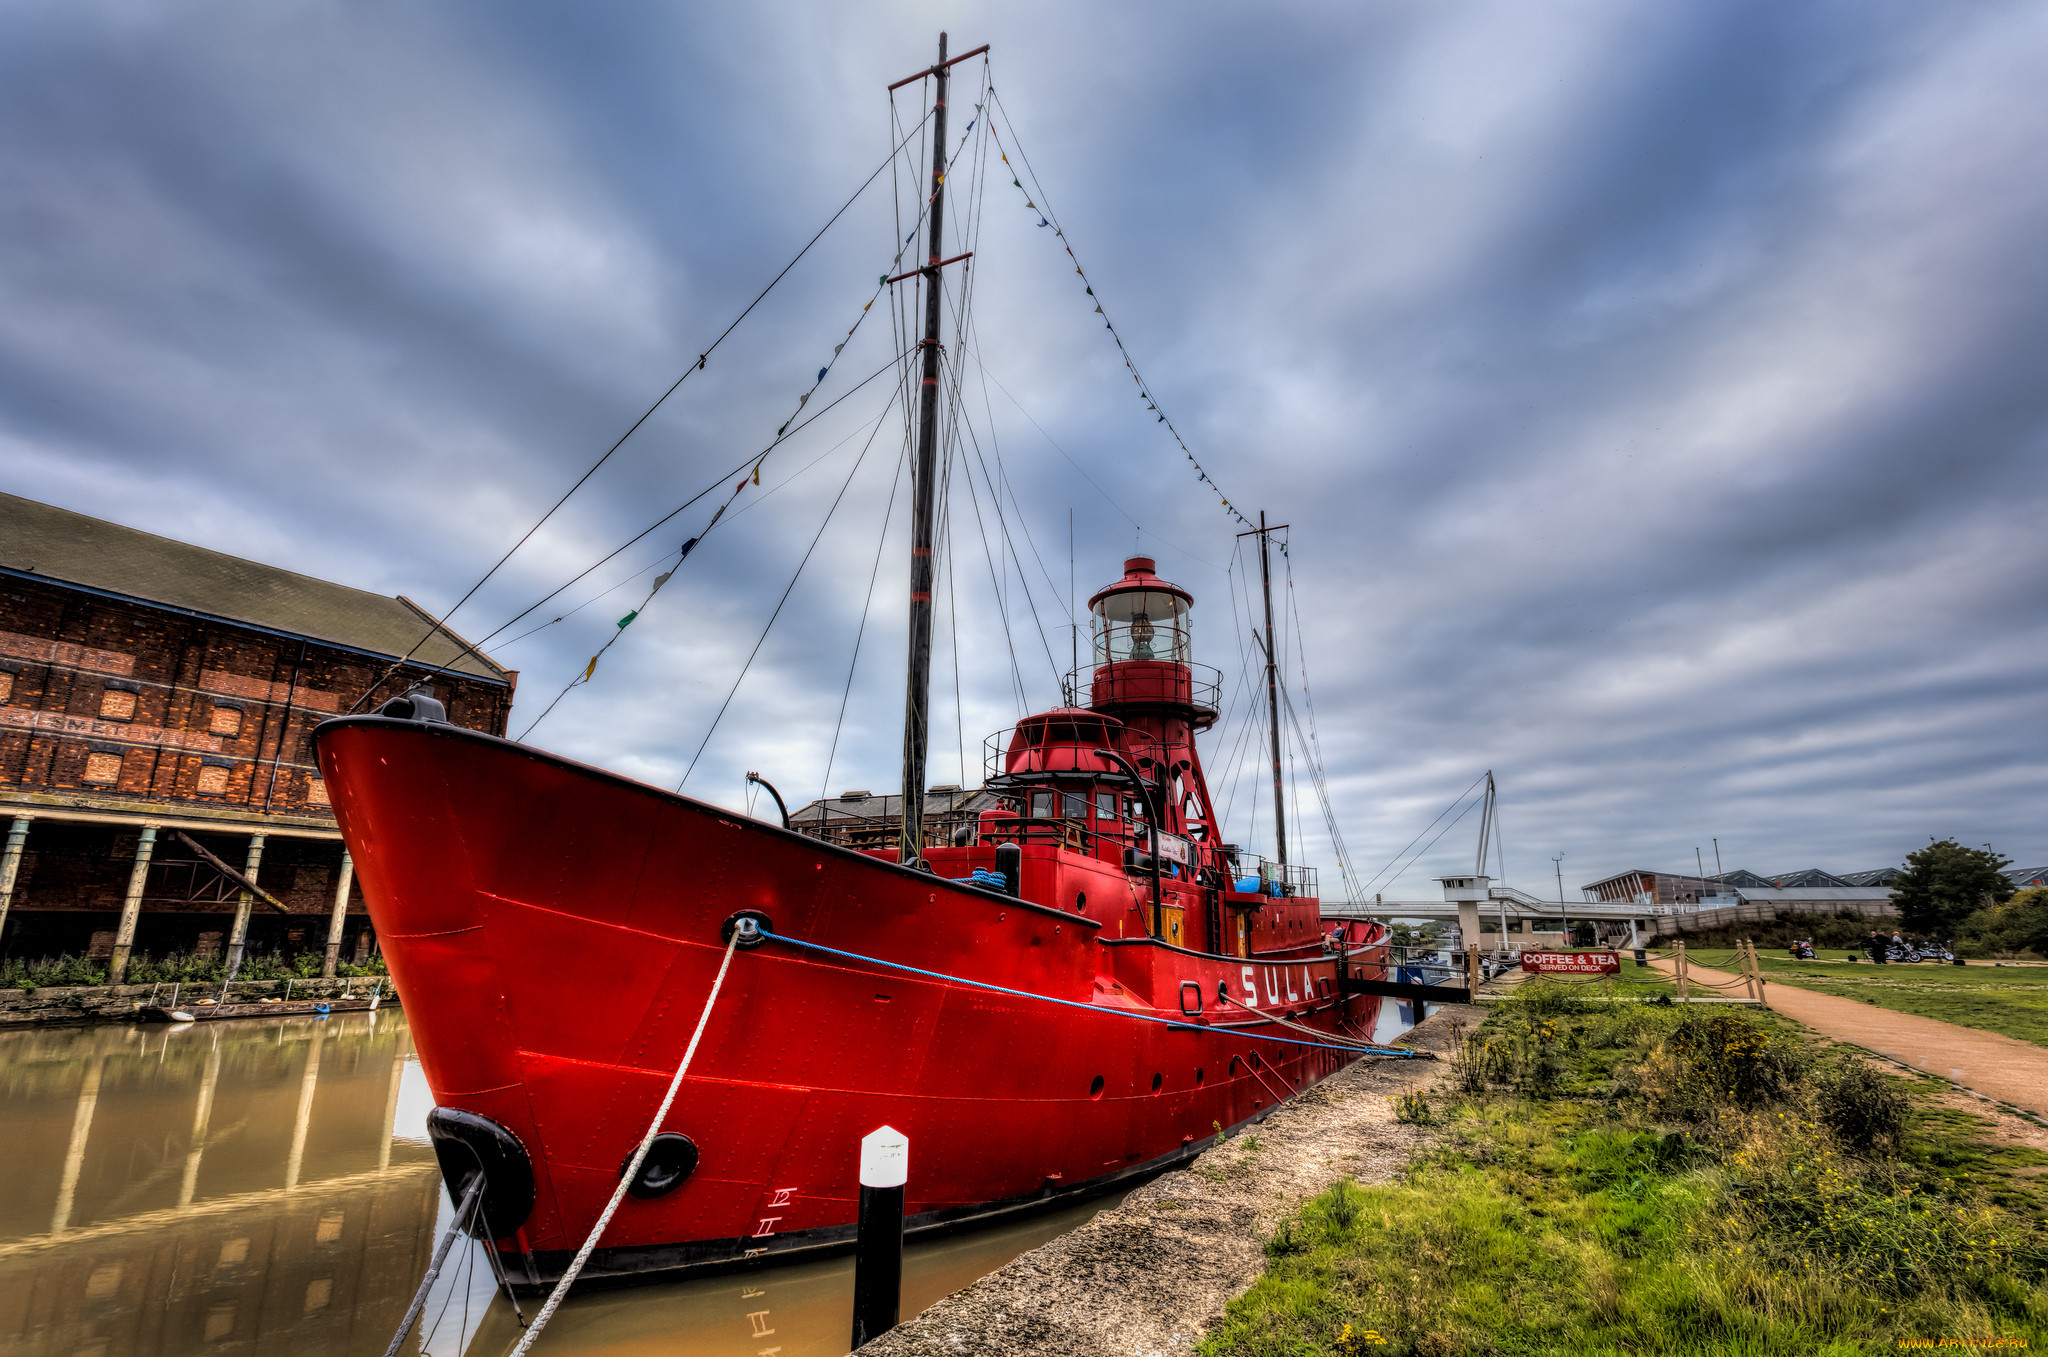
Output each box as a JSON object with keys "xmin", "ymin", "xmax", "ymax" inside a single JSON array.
[{"xmin": 426, "ymin": 1107, "xmax": 536, "ymax": 1239}]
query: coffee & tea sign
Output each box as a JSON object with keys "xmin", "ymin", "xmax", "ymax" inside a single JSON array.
[{"xmin": 1519, "ymin": 951, "xmax": 1621, "ymax": 975}]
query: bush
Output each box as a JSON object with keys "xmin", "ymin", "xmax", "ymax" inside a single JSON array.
[
  {"xmin": 124, "ymin": 951, "xmax": 225, "ymax": 985},
  {"xmin": 0, "ymin": 953, "xmax": 109, "ymax": 989},
  {"xmin": 0, "ymin": 946, "xmax": 381, "ymax": 989},
  {"xmin": 1392, "ymin": 1092, "xmax": 1434, "ymax": 1125},
  {"xmin": 1624, "ymin": 1012, "xmax": 1804, "ymax": 1123},
  {"xmin": 1674, "ymin": 909, "xmax": 1900, "ymax": 950},
  {"xmin": 1814, "ymin": 1060, "xmax": 1910, "ymax": 1152},
  {"xmin": 1739, "ymin": 1132, "xmax": 2040, "ymax": 1298},
  {"xmin": 1955, "ymin": 887, "xmax": 2048, "ymax": 959}
]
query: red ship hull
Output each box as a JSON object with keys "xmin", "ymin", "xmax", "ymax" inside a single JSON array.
[{"xmin": 317, "ymin": 715, "xmax": 1387, "ymax": 1287}]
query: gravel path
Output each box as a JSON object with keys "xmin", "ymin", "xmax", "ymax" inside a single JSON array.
[
  {"xmin": 1656, "ymin": 957, "xmax": 2048, "ymax": 1118},
  {"xmin": 858, "ymin": 1006, "xmax": 1474, "ymax": 1357}
]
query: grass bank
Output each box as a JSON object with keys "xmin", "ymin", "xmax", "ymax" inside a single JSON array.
[
  {"xmin": 1200, "ymin": 983, "xmax": 2048, "ymax": 1356},
  {"xmin": 1688, "ymin": 948, "xmax": 2048, "ymax": 1050}
]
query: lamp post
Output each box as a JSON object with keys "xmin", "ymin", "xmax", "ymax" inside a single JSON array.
[{"xmin": 1553, "ymin": 854, "xmax": 1568, "ymax": 945}]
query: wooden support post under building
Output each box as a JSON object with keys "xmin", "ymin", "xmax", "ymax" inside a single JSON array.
[
  {"xmin": 108, "ymin": 826, "xmax": 157, "ymax": 984},
  {"xmin": 223, "ymin": 834, "xmax": 267, "ymax": 980},
  {"xmin": 322, "ymin": 849, "xmax": 355, "ymax": 978},
  {"xmin": 0, "ymin": 815, "xmax": 31, "ymax": 947}
]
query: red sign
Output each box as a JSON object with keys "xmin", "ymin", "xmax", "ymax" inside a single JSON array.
[{"xmin": 1519, "ymin": 950, "xmax": 1621, "ymax": 975}]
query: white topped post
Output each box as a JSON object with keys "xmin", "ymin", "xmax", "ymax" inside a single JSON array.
[
  {"xmin": 851, "ymin": 1125, "xmax": 909, "ymax": 1349},
  {"xmin": 860, "ymin": 1125, "xmax": 909, "ymax": 1187}
]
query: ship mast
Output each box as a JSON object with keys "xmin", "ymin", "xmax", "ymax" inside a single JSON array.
[
  {"xmin": 1239, "ymin": 512, "xmax": 1289, "ymax": 871},
  {"xmin": 891, "ymin": 32, "xmax": 982, "ymax": 866}
]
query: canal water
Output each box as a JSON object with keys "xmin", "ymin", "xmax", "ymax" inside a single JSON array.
[{"xmin": 2, "ymin": 1002, "xmax": 1417, "ymax": 1356}]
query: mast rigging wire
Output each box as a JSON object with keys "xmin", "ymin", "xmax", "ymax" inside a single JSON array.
[
  {"xmin": 819, "ymin": 444, "xmax": 911, "ymax": 801},
  {"xmin": 985, "ymin": 87, "xmax": 1249, "ymax": 532},
  {"xmin": 466, "ymin": 346, "xmax": 915, "ymax": 675},
  {"xmin": 678, "ymin": 388, "xmax": 904, "ymax": 787},
  {"xmin": 347, "ymin": 107, "xmax": 938, "ymax": 712}
]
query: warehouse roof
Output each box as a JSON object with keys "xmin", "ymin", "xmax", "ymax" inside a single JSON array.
[{"xmin": 0, "ymin": 491, "xmax": 508, "ymax": 683}]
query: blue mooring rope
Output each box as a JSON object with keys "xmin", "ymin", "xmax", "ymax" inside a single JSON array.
[{"xmin": 758, "ymin": 926, "xmax": 1423, "ymax": 1059}]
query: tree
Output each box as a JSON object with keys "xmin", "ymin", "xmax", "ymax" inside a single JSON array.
[
  {"xmin": 1890, "ymin": 839, "xmax": 2012, "ymax": 934},
  {"xmin": 1958, "ymin": 887, "xmax": 2048, "ymax": 957}
]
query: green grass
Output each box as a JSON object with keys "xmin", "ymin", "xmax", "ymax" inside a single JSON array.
[
  {"xmin": 1199, "ymin": 987, "xmax": 2048, "ymax": 1357},
  {"xmin": 1688, "ymin": 949, "xmax": 2048, "ymax": 1049},
  {"xmin": 0, "ymin": 949, "xmax": 388, "ymax": 990}
]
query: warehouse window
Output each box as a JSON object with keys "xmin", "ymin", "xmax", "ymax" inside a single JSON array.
[
  {"xmin": 209, "ymin": 705, "xmax": 244, "ymax": 737},
  {"xmin": 98, "ymin": 689, "xmax": 136, "ymax": 721},
  {"xmin": 83, "ymin": 751, "xmax": 123, "ymax": 784},
  {"xmin": 196, "ymin": 765, "xmax": 230, "ymax": 796},
  {"xmin": 0, "ymin": 673, "xmax": 12, "ymax": 703},
  {"xmin": 308, "ymin": 777, "xmax": 330, "ymax": 806}
]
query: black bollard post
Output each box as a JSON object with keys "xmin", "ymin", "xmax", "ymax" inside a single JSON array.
[
  {"xmin": 850, "ymin": 1125, "xmax": 908, "ymax": 1350},
  {"xmin": 995, "ymin": 841, "xmax": 1021, "ymax": 897}
]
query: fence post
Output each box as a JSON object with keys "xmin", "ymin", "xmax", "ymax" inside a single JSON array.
[
  {"xmin": 851, "ymin": 1125, "xmax": 909, "ymax": 1350},
  {"xmin": 1674, "ymin": 941, "xmax": 1690, "ymax": 1001}
]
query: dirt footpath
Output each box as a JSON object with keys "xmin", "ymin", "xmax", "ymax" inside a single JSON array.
[
  {"xmin": 860, "ymin": 1007, "xmax": 1474, "ymax": 1357},
  {"xmin": 1654, "ymin": 957, "xmax": 2048, "ymax": 1119}
]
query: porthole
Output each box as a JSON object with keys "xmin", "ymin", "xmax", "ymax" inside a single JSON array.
[
  {"xmin": 1088, "ymin": 1075, "xmax": 1105, "ymax": 1100},
  {"xmin": 1195, "ymin": 1067, "xmax": 1205, "ymax": 1086},
  {"xmin": 1150, "ymin": 1072, "xmax": 1163, "ymax": 1093},
  {"xmin": 1076, "ymin": 892, "xmax": 1087, "ymax": 912},
  {"xmin": 619, "ymin": 1133, "xmax": 699, "ymax": 1200}
]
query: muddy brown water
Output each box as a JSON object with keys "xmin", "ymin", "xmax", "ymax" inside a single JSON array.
[
  {"xmin": 0, "ymin": 1012, "xmax": 1120, "ymax": 1356},
  {"xmin": 1, "ymin": 1003, "xmax": 1416, "ymax": 1355}
]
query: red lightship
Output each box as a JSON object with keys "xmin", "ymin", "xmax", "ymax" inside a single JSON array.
[{"xmin": 313, "ymin": 37, "xmax": 1394, "ymax": 1292}]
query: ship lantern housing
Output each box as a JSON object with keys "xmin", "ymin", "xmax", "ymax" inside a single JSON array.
[{"xmin": 1087, "ymin": 557, "xmax": 1200, "ymax": 714}]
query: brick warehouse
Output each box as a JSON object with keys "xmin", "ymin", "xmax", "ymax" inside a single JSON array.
[{"xmin": 0, "ymin": 491, "xmax": 514, "ymax": 979}]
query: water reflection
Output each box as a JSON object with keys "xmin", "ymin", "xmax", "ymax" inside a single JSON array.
[
  {"xmin": 0, "ymin": 1013, "xmax": 436, "ymax": 1357},
  {"xmin": 460, "ymin": 1194, "xmax": 1120, "ymax": 1357},
  {"xmin": 0, "ymin": 1002, "xmax": 1416, "ymax": 1357}
]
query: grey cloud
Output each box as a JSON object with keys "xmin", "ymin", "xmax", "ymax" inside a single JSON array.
[{"xmin": 1, "ymin": 0, "xmax": 2042, "ymax": 898}]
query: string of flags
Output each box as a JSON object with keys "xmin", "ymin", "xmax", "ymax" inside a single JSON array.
[
  {"xmin": 985, "ymin": 91, "xmax": 1252, "ymax": 531},
  {"xmin": 529, "ymin": 99, "xmax": 991, "ymax": 733},
  {"xmin": 777, "ymin": 100, "xmax": 983, "ymax": 442}
]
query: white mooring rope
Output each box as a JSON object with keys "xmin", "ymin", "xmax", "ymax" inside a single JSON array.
[{"xmin": 507, "ymin": 926, "xmax": 745, "ymax": 1356}]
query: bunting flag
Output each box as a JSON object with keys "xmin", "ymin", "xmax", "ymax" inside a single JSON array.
[
  {"xmin": 776, "ymin": 94, "xmax": 983, "ymax": 458},
  {"xmin": 616, "ymin": 610, "xmax": 638, "ymax": 628},
  {"xmin": 987, "ymin": 110, "xmax": 1250, "ymax": 529},
  {"xmin": 583, "ymin": 656, "xmax": 599, "ymax": 681}
]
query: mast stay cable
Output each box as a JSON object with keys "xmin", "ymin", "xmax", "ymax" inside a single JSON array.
[
  {"xmin": 348, "ymin": 108, "xmax": 938, "ymax": 712},
  {"xmin": 676, "ymin": 388, "xmax": 905, "ymax": 787}
]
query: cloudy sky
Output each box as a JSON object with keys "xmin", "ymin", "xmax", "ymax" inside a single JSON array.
[{"xmin": 3, "ymin": 0, "xmax": 2043, "ymax": 898}]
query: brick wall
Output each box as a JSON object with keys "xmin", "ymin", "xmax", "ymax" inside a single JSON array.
[{"xmin": 0, "ymin": 577, "xmax": 513, "ymax": 818}]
